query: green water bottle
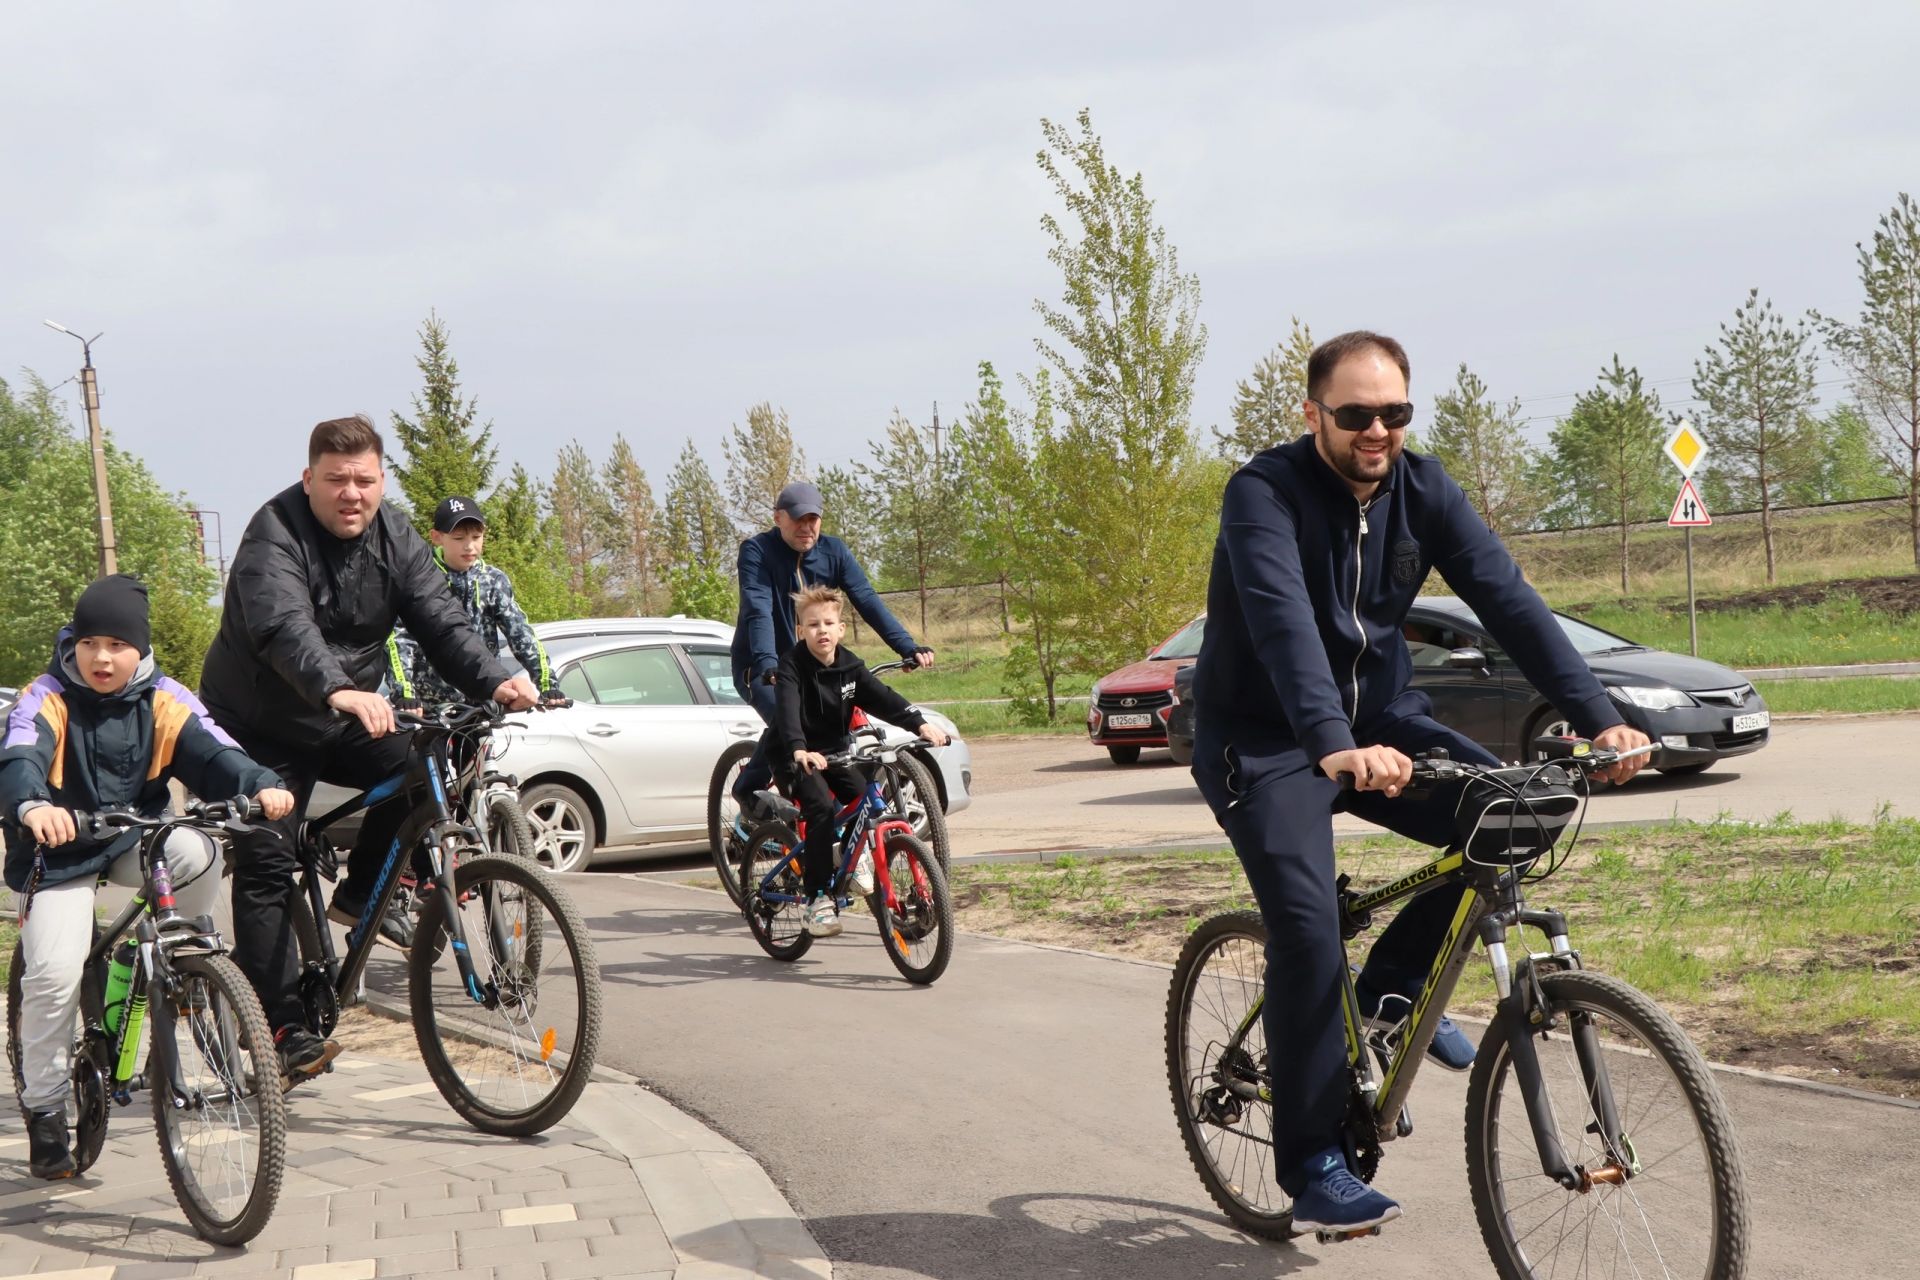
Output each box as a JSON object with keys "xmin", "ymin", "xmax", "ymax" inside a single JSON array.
[{"xmin": 102, "ymin": 938, "xmax": 137, "ymax": 1034}]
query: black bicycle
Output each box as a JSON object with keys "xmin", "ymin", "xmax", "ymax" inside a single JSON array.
[
  {"xmin": 287, "ymin": 701, "xmax": 601, "ymax": 1136},
  {"xmin": 1167, "ymin": 739, "xmax": 1748, "ymax": 1276},
  {"xmin": 6, "ymin": 799, "xmax": 287, "ymax": 1244}
]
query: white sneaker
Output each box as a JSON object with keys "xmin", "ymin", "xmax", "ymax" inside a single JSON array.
[
  {"xmin": 851, "ymin": 850, "xmax": 876, "ymax": 895},
  {"xmin": 805, "ymin": 895, "xmax": 842, "ymax": 937}
]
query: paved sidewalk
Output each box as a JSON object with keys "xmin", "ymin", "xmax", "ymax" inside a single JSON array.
[{"xmin": 0, "ymin": 1011, "xmax": 829, "ymax": 1280}]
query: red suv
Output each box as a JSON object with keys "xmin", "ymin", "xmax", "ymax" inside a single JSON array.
[{"xmin": 1085, "ymin": 614, "xmax": 1205, "ymax": 764}]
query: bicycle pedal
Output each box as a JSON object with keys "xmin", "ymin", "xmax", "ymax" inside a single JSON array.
[{"xmin": 1314, "ymin": 1226, "xmax": 1383, "ymax": 1244}]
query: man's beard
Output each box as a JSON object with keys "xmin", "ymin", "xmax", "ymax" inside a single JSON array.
[{"xmin": 1320, "ymin": 434, "xmax": 1396, "ymax": 486}]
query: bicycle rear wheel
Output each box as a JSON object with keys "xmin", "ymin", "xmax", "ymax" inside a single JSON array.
[
  {"xmin": 874, "ymin": 831, "xmax": 953, "ymax": 984},
  {"xmin": 740, "ymin": 820, "xmax": 814, "ymax": 961},
  {"xmin": 485, "ymin": 793, "xmax": 537, "ymax": 861},
  {"xmin": 409, "ymin": 854, "xmax": 601, "ymax": 1136},
  {"xmin": 8, "ymin": 935, "xmax": 113, "ymax": 1172},
  {"xmin": 1166, "ymin": 911, "xmax": 1293, "ymax": 1240},
  {"xmin": 1465, "ymin": 968, "xmax": 1748, "ymax": 1279},
  {"xmin": 152, "ymin": 952, "xmax": 286, "ymax": 1246}
]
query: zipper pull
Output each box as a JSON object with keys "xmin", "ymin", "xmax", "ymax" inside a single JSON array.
[{"xmin": 1358, "ymin": 503, "xmax": 1370, "ymax": 536}]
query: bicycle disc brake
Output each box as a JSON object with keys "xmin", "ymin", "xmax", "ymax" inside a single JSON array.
[
  {"xmin": 300, "ymin": 964, "xmax": 340, "ymax": 1038},
  {"xmin": 70, "ymin": 1039, "xmax": 112, "ymax": 1173}
]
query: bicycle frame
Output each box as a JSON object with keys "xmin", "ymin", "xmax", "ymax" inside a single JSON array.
[
  {"xmin": 753, "ymin": 776, "xmax": 921, "ymax": 914},
  {"xmin": 297, "ymin": 725, "xmax": 497, "ymax": 1014},
  {"xmin": 83, "ymin": 827, "xmax": 222, "ymax": 1109},
  {"xmin": 1225, "ymin": 845, "xmax": 1632, "ymax": 1191}
]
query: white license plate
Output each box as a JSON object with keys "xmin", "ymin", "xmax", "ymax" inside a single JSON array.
[
  {"xmin": 1107, "ymin": 713, "xmax": 1154, "ymax": 730},
  {"xmin": 1731, "ymin": 711, "xmax": 1769, "ymax": 733}
]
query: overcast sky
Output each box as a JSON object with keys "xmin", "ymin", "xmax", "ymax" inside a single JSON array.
[{"xmin": 5, "ymin": 2, "xmax": 1917, "ymax": 550}]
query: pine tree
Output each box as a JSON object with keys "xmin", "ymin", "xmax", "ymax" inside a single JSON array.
[
  {"xmin": 1548, "ymin": 357, "xmax": 1667, "ymax": 593},
  {"xmin": 661, "ymin": 440, "xmax": 736, "ymax": 572},
  {"xmin": 549, "ymin": 441, "xmax": 616, "ymax": 606},
  {"xmin": 1692, "ymin": 289, "xmax": 1819, "ymax": 584},
  {"xmin": 1426, "ymin": 363, "xmax": 1539, "ymax": 537},
  {"xmin": 814, "ymin": 464, "xmax": 876, "ymax": 570},
  {"xmin": 603, "ymin": 435, "xmax": 661, "ymax": 613},
  {"xmin": 1818, "ymin": 192, "xmax": 1920, "ymax": 568},
  {"xmin": 388, "ymin": 311, "xmax": 496, "ymax": 531},
  {"xmin": 484, "ymin": 463, "xmax": 579, "ymax": 622},
  {"xmin": 1215, "ymin": 318, "xmax": 1313, "ymax": 460},
  {"xmin": 721, "ymin": 402, "xmax": 806, "ymax": 536}
]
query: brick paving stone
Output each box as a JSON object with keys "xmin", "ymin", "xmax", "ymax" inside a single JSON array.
[
  {"xmin": 372, "ymin": 1248, "xmax": 458, "ymax": 1275},
  {"xmin": 339, "ymin": 1232, "xmax": 457, "ymax": 1262},
  {"xmin": 374, "ymin": 1213, "xmax": 495, "ymax": 1239},
  {"xmin": 110, "ymin": 1263, "xmax": 202, "ymax": 1280},
  {"xmin": 489, "ymin": 1265, "xmax": 546, "ymax": 1280},
  {"xmin": 400, "ymin": 1197, "xmax": 482, "ymax": 1220},
  {"xmin": 455, "ymin": 1238, "xmax": 589, "ymax": 1271},
  {"xmin": 542, "ymin": 1254, "xmax": 662, "ymax": 1280},
  {"xmin": 485, "ymin": 1171, "xmax": 567, "ymax": 1196},
  {"xmin": 529, "ymin": 1218, "xmax": 610, "ymax": 1244},
  {"xmin": 476, "ymin": 1192, "xmax": 528, "ymax": 1212}
]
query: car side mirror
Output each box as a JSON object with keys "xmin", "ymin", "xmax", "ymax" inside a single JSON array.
[{"xmin": 1446, "ymin": 647, "xmax": 1488, "ymax": 670}]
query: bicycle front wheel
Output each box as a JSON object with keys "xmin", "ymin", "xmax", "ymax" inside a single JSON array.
[
  {"xmin": 1465, "ymin": 968, "xmax": 1749, "ymax": 1280},
  {"xmin": 709, "ymin": 740, "xmax": 758, "ymax": 908},
  {"xmin": 1166, "ymin": 911, "xmax": 1292, "ymax": 1240},
  {"xmin": 409, "ymin": 854, "xmax": 602, "ymax": 1136},
  {"xmin": 152, "ymin": 952, "xmax": 287, "ymax": 1246},
  {"xmin": 874, "ymin": 831, "xmax": 953, "ymax": 984}
]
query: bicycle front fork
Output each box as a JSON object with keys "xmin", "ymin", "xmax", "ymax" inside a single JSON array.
[{"xmin": 1481, "ymin": 909, "xmax": 1630, "ymax": 1190}]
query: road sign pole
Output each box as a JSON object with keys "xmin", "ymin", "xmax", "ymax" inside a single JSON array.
[{"xmin": 1686, "ymin": 526, "xmax": 1697, "ymax": 655}]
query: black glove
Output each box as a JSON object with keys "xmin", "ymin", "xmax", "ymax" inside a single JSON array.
[{"xmin": 538, "ymin": 688, "xmax": 573, "ymax": 710}]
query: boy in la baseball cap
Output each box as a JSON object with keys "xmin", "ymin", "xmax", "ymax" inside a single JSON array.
[{"xmin": 385, "ymin": 496, "xmax": 559, "ymax": 705}]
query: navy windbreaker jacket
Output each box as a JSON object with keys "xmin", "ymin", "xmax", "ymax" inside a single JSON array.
[
  {"xmin": 1192, "ymin": 435, "xmax": 1622, "ymax": 764},
  {"xmin": 729, "ymin": 530, "xmax": 918, "ymax": 681}
]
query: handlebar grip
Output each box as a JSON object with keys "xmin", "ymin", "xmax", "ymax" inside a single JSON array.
[{"xmin": 1334, "ymin": 771, "xmax": 1356, "ymax": 791}]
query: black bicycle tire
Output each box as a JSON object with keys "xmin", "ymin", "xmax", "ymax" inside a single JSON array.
[
  {"xmin": 9, "ymin": 932, "xmax": 111, "ymax": 1168},
  {"xmin": 888, "ymin": 752, "xmax": 952, "ymax": 875},
  {"xmin": 152, "ymin": 952, "xmax": 287, "ymax": 1246},
  {"xmin": 1464, "ymin": 968, "xmax": 1749, "ymax": 1280},
  {"xmin": 486, "ymin": 793, "xmax": 537, "ymax": 862},
  {"xmin": 740, "ymin": 820, "xmax": 814, "ymax": 962},
  {"xmin": 1165, "ymin": 910, "xmax": 1295, "ymax": 1240},
  {"xmin": 708, "ymin": 740, "xmax": 758, "ymax": 908},
  {"xmin": 408, "ymin": 854, "xmax": 601, "ymax": 1137},
  {"xmin": 874, "ymin": 831, "xmax": 954, "ymax": 985}
]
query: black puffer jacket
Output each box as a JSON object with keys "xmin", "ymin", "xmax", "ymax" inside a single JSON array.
[{"xmin": 200, "ymin": 484, "xmax": 512, "ymax": 744}]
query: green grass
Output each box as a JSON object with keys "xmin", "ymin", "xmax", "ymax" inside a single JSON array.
[
  {"xmin": 935, "ymin": 701, "xmax": 1087, "ymax": 738},
  {"xmin": 1757, "ymin": 676, "xmax": 1920, "ymax": 715},
  {"xmin": 949, "ymin": 816, "xmax": 1920, "ymax": 1092},
  {"xmin": 1573, "ymin": 595, "xmax": 1920, "ymax": 668}
]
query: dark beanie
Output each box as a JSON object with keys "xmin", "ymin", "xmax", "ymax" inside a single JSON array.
[{"xmin": 72, "ymin": 574, "xmax": 152, "ymax": 657}]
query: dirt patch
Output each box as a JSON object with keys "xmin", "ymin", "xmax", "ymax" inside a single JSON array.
[{"xmin": 1694, "ymin": 574, "xmax": 1920, "ymax": 617}]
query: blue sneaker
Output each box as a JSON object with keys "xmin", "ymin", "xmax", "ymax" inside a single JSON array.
[
  {"xmin": 1356, "ymin": 977, "xmax": 1478, "ymax": 1072},
  {"xmin": 1290, "ymin": 1148, "xmax": 1401, "ymax": 1235}
]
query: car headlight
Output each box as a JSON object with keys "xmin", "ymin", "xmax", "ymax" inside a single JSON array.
[
  {"xmin": 1089, "ymin": 681, "xmax": 1103, "ymax": 700},
  {"xmin": 1608, "ymin": 685, "xmax": 1695, "ymax": 711}
]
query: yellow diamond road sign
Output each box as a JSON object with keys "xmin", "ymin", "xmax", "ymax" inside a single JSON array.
[{"xmin": 1665, "ymin": 421, "xmax": 1707, "ymax": 475}]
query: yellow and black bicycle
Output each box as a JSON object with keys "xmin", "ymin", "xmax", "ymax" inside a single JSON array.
[{"xmin": 1166, "ymin": 739, "xmax": 1749, "ymax": 1277}]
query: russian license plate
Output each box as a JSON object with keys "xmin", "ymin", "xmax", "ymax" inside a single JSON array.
[
  {"xmin": 1731, "ymin": 711, "xmax": 1769, "ymax": 733},
  {"xmin": 1107, "ymin": 713, "xmax": 1154, "ymax": 730}
]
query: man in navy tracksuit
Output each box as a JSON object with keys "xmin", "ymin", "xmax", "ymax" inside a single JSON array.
[
  {"xmin": 729, "ymin": 481, "xmax": 934, "ymax": 806},
  {"xmin": 1190, "ymin": 331, "xmax": 1649, "ymax": 1236}
]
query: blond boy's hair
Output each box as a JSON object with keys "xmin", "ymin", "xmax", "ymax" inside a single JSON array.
[{"xmin": 792, "ymin": 584, "xmax": 844, "ymax": 621}]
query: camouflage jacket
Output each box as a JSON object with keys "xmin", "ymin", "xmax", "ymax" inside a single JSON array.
[{"xmin": 387, "ymin": 550, "xmax": 553, "ymax": 703}]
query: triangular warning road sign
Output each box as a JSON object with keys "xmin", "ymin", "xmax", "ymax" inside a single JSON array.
[{"xmin": 1668, "ymin": 476, "xmax": 1712, "ymax": 527}]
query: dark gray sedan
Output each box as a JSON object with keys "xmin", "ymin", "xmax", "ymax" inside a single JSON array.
[{"xmin": 1168, "ymin": 598, "xmax": 1770, "ymax": 775}]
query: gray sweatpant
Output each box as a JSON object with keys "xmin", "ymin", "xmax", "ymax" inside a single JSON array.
[{"xmin": 14, "ymin": 829, "xmax": 219, "ymax": 1115}]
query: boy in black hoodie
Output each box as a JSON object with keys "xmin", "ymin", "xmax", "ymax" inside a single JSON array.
[
  {"xmin": 2, "ymin": 576, "xmax": 294, "ymax": 1179},
  {"xmin": 773, "ymin": 585, "xmax": 947, "ymax": 937}
]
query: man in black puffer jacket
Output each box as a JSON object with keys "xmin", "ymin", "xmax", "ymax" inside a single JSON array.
[{"xmin": 200, "ymin": 414, "xmax": 538, "ymax": 1077}]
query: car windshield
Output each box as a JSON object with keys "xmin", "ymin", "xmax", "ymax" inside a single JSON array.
[
  {"xmin": 1153, "ymin": 616, "xmax": 1206, "ymax": 659},
  {"xmin": 1433, "ymin": 602, "xmax": 1637, "ymax": 655}
]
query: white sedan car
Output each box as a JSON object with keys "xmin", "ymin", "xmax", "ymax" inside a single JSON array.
[{"xmin": 500, "ymin": 618, "xmax": 970, "ymax": 871}]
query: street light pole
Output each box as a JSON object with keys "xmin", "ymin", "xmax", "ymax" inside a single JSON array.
[{"xmin": 45, "ymin": 320, "xmax": 118, "ymax": 576}]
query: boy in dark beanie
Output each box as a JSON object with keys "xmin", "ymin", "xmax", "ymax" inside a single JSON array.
[{"xmin": 2, "ymin": 575, "xmax": 294, "ymax": 1178}]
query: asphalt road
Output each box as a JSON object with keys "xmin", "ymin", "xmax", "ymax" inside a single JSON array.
[
  {"xmin": 581, "ymin": 874, "xmax": 1920, "ymax": 1279},
  {"xmin": 944, "ymin": 713, "xmax": 1920, "ymax": 857}
]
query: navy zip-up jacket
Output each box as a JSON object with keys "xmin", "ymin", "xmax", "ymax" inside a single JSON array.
[
  {"xmin": 729, "ymin": 530, "xmax": 919, "ymax": 682},
  {"xmin": 1193, "ymin": 435, "xmax": 1622, "ymax": 765}
]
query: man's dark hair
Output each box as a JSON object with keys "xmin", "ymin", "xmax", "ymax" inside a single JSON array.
[
  {"xmin": 1306, "ymin": 331, "xmax": 1412, "ymax": 401},
  {"xmin": 308, "ymin": 414, "xmax": 384, "ymax": 466}
]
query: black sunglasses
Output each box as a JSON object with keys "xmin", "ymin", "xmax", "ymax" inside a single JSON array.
[{"xmin": 1310, "ymin": 399, "xmax": 1415, "ymax": 433}]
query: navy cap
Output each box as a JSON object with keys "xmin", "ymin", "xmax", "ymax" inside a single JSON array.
[
  {"xmin": 433, "ymin": 496, "xmax": 486, "ymax": 533},
  {"xmin": 775, "ymin": 481, "xmax": 824, "ymax": 519}
]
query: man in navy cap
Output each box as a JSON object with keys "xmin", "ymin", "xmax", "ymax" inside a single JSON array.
[{"xmin": 728, "ymin": 480, "xmax": 934, "ymax": 809}]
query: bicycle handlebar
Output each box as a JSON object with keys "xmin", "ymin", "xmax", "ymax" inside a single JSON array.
[
  {"xmin": 65, "ymin": 795, "xmax": 264, "ymax": 841},
  {"xmin": 1334, "ymin": 739, "xmax": 1656, "ymax": 791}
]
